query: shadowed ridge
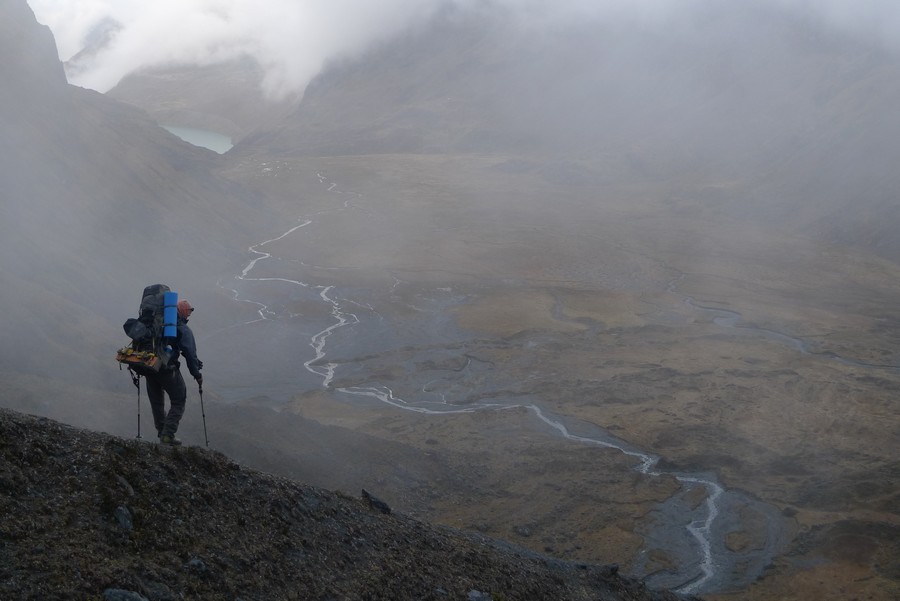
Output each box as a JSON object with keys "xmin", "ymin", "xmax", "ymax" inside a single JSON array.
[{"xmin": 0, "ymin": 407, "xmax": 697, "ymax": 601}]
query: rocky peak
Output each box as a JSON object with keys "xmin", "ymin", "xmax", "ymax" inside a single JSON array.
[{"xmin": 0, "ymin": 0, "xmax": 67, "ymax": 96}]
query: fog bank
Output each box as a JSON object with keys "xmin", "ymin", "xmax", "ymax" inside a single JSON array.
[{"xmin": 27, "ymin": 0, "xmax": 900, "ymax": 99}]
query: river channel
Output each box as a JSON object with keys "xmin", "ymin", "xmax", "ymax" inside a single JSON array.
[{"xmin": 203, "ymin": 171, "xmax": 891, "ymax": 595}]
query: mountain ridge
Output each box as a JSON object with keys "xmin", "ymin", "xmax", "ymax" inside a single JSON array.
[
  {"xmin": 0, "ymin": 407, "xmax": 694, "ymax": 601},
  {"xmin": 110, "ymin": 3, "xmax": 900, "ymax": 264},
  {"xmin": 0, "ymin": 0, "xmax": 274, "ymax": 387}
]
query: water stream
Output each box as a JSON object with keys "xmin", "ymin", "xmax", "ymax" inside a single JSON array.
[{"xmin": 213, "ymin": 171, "xmax": 879, "ymax": 595}]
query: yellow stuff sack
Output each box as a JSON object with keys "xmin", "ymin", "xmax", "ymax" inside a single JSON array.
[{"xmin": 116, "ymin": 347, "xmax": 164, "ymax": 376}]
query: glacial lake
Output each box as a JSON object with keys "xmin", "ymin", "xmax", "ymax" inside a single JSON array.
[{"xmin": 161, "ymin": 125, "xmax": 233, "ymax": 154}]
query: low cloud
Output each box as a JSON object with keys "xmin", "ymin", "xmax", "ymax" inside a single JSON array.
[
  {"xmin": 26, "ymin": 0, "xmax": 900, "ymax": 100},
  {"xmin": 28, "ymin": 0, "xmax": 445, "ymax": 98}
]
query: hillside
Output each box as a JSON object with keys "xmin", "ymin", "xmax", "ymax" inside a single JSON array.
[
  {"xmin": 244, "ymin": 4, "xmax": 900, "ymax": 263},
  {"xmin": 8, "ymin": 2, "xmax": 900, "ymax": 599},
  {"xmin": 110, "ymin": 3, "xmax": 900, "ymax": 263},
  {"xmin": 108, "ymin": 58, "xmax": 294, "ymax": 140},
  {"xmin": 0, "ymin": 408, "xmax": 693, "ymax": 601},
  {"xmin": 0, "ymin": 0, "xmax": 271, "ymax": 387}
]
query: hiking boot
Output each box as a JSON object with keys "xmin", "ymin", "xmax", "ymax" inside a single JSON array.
[{"xmin": 159, "ymin": 434, "xmax": 182, "ymax": 446}]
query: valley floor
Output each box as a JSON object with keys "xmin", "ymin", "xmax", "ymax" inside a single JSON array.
[{"xmin": 211, "ymin": 152, "xmax": 900, "ymax": 599}]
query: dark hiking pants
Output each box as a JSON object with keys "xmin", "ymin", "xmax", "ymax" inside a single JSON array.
[{"xmin": 145, "ymin": 368, "xmax": 187, "ymax": 438}]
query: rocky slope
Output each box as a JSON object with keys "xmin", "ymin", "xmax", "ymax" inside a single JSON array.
[{"xmin": 0, "ymin": 408, "xmax": 695, "ymax": 601}]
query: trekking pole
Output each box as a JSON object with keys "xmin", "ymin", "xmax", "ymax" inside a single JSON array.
[
  {"xmin": 198, "ymin": 381, "xmax": 209, "ymax": 447},
  {"xmin": 129, "ymin": 369, "xmax": 142, "ymax": 439}
]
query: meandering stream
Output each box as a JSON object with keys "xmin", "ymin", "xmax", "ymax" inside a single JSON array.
[{"xmin": 213, "ymin": 171, "xmax": 889, "ymax": 594}]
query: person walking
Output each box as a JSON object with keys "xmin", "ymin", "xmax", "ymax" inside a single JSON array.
[{"xmin": 146, "ymin": 299, "xmax": 203, "ymax": 445}]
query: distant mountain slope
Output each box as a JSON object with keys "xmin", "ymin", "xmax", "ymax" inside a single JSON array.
[
  {"xmin": 94, "ymin": 2, "xmax": 900, "ymax": 261},
  {"xmin": 0, "ymin": 408, "xmax": 693, "ymax": 601},
  {"xmin": 231, "ymin": 4, "xmax": 864, "ymax": 160},
  {"xmin": 108, "ymin": 57, "xmax": 295, "ymax": 140},
  {"xmin": 0, "ymin": 0, "xmax": 268, "ymax": 383},
  {"xmin": 229, "ymin": 3, "xmax": 900, "ymax": 262}
]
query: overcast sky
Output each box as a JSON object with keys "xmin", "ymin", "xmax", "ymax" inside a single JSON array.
[{"xmin": 26, "ymin": 0, "xmax": 900, "ymax": 99}]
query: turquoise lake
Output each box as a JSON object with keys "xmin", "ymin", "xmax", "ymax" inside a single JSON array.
[{"xmin": 161, "ymin": 125, "xmax": 233, "ymax": 154}]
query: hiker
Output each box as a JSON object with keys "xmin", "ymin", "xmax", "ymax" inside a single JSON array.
[{"xmin": 146, "ymin": 299, "xmax": 203, "ymax": 445}]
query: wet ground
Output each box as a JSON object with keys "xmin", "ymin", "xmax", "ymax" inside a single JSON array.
[{"xmin": 205, "ymin": 153, "xmax": 900, "ymax": 599}]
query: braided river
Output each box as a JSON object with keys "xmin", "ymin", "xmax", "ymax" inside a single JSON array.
[{"xmin": 201, "ymin": 171, "xmax": 898, "ymax": 595}]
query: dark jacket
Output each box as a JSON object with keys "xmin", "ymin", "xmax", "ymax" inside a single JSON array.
[{"xmin": 173, "ymin": 318, "xmax": 202, "ymax": 379}]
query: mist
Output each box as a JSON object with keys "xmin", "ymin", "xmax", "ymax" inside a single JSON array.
[
  {"xmin": 6, "ymin": 0, "xmax": 900, "ymax": 596},
  {"xmin": 27, "ymin": 0, "xmax": 900, "ymax": 100}
]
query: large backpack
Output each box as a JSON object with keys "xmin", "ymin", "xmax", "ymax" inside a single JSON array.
[{"xmin": 116, "ymin": 284, "xmax": 179, "ymax": 376}]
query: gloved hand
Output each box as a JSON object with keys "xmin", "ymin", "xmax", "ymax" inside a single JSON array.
[{"xmin": 197, "ymin": 360, "xmax": 204, "ymax": 370}]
